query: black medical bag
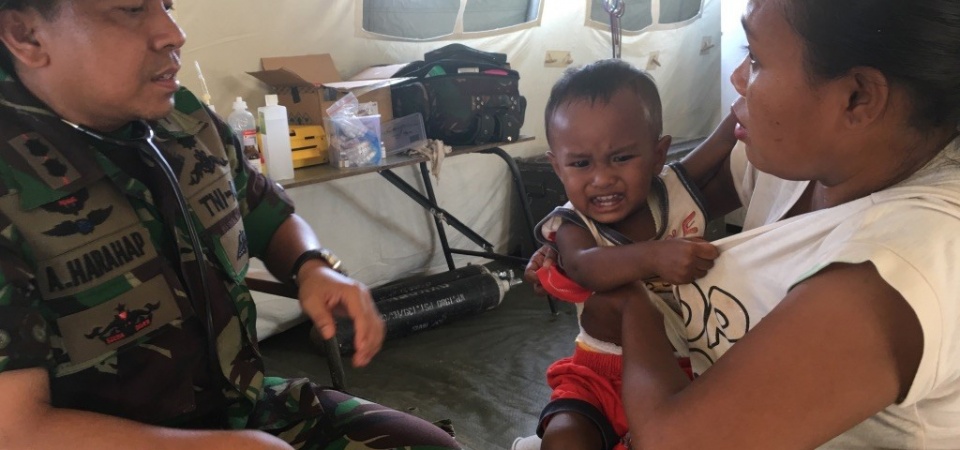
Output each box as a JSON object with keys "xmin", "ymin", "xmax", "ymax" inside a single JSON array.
[{"xmin": 391, "ymin": 44, "xmax": 527, "ymax": 146}]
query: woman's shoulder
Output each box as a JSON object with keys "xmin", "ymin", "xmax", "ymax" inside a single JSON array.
[
  {"xmin": 871, "ymin": 146, "xmax": 960, "ymax": 212},
  {"xmin": 892, "ymin": 137, "xmax": 960, "ymax": 189}
]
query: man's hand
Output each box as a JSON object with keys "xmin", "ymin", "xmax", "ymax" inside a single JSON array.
[
  {"xmin": 296, "ymin": 262, "xmax": 384, "ymax": 367},
  {"xmin": 524, "ymin": 245, "xmax": 557, "ymax": 296},
  {"xmin": 647, "ymin": 238, "xmax": 719, "ymax": 285}
]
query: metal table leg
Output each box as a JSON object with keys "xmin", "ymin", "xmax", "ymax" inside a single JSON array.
[
  {"xmin": 480, "ymin": 147, "xmax": 558, "ymax": 314},
  {"xmin": 417, "ymin": 162, "xmax": 456, "ymax": 271}
]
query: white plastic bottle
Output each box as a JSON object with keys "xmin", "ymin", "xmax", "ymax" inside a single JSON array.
[
  {"xmin": 257, "ymin": 95, "xmax": 295, "ymax": 181},
  {"xmin": 226, "ymin": 97, "xmax": 263, "ymax": 173}
]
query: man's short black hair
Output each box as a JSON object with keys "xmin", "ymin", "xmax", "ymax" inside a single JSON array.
[
  {"xmin": 544, "ymin": 59, "xmax": 664, "ymax": 146},
  {"xmin": 0, "ymin": 0, "xmax": 61, "ymax": 14}
]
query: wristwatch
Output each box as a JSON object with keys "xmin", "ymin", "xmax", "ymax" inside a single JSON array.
[{"xmin": 290, "ymin": 248, "xmax": 344, "ymax": 285}]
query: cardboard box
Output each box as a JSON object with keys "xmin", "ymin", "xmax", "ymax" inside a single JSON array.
[{"xmin": 247, "ymin": 54, "xmax": 410, "ymax": 126}]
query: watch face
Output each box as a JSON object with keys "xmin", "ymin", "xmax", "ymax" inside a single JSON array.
[{"xmin": 319, "ymin": 249, "xmax": 344, "ymax": 273}]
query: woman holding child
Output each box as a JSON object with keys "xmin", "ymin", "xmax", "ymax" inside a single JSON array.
[{"xmin": 530, "ymin": 0, "xmax": 960, "ymax": 447}]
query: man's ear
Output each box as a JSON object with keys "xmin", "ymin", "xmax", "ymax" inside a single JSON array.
[
  {"xmin": 654, "ymin": 134, "xmax": 672, "ymax": 172},
  {"xmin": 0, "ymin": 8, "xmax": 49, "ymax": 69},
  {"xmin": 839, "ymin": 67, "xmax": 890, "ymax": 129}
]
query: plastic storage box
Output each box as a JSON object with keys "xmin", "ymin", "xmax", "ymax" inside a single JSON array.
[
  {"xmin": 324, "ymin": 114, "xmax": 383, "ymax": 168},
  {"xmin": 382, "ymin": 113, "xmax": 428, "ymax": 156}
]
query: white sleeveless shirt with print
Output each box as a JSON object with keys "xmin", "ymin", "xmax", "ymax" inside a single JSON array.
[{"xmin": 668, "ymin": 141, "xmax": 960, "ymax": 448}]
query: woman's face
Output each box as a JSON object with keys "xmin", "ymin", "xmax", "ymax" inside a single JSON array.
[{"xmin": 730, "ymin": 0, "xmax": 842, "ymax": 181}]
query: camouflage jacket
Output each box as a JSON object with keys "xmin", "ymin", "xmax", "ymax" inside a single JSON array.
[{"xmin": 0, "ymin": 68, "xmax": 295, "ymax": 427}]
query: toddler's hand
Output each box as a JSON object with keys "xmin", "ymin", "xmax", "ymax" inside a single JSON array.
[
  {"xmin": 524, "ymin": 245, "xmax": 557, "ymax": 296},
  {"xmin": 650, "ymin": 238, "xmax": 719, "ymax": 285}
]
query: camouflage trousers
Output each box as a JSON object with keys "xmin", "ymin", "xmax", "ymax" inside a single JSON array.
[{"xmin": 249, "ymin": 377, "xmax": 461, "ymax": 450}]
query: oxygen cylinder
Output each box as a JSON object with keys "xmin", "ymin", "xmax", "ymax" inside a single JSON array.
[
  {"xmin": 328, "ymin": 266, "xmax": 518, "ymax": 354},
  {"xmin": 371, "ymin": 264, "xmax": 487, "ymax": 299}
]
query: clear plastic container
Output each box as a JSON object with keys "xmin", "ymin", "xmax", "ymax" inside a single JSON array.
[
  {"xmin": 382, "ymin": 113, "xmax": 428, "ymax": 156},
  {"xmin": 324, "ymin": 115, "xmax": 383, "ymax": 168},
  {"xmin": 227, "ymin": 97, "xmax": 263, "ymax": 173},
  {"xmin": 257, "ymin": 95, "xmax": 295, "ymax": 181}
]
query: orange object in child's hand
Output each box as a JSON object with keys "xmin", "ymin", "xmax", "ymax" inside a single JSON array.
[{"xmin": 536, "ymin": 265, "xmax": 592, "ymax": 303}]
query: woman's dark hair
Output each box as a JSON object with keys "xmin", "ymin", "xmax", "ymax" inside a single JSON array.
[
  {"xmin": 544, "ymin": 58, "xmax": 663, "ymax": 145},
  {"xmin": 0, "ymin": 0, "xmax": 62, "ymax": 75},
  {"xmin": 781, "ymin": 0, "xmax": 960, "ymax": 130}
]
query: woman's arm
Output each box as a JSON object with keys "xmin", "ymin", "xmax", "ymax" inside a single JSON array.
[
  {"xmin": 679, "ymin": 113, "xmax": 738, "ymax": 188},
  {"xmin": 0, "ymin": 368, "xmax": 294, "ymax": 450},
  {"xmin": 679, "ymin": 113, "xmax": 742, "ymax": 219},
  {"xmin": 620, "ymin": 262, "xmax": 923, "ymax": 449}
]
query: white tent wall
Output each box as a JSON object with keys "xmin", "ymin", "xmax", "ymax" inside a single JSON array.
[
  {"xmin": 720, "ymin": 0, "xmax": 748, "ymax": 227},
  {"xmin": 720, "ymin": 0, "xmax": 748, "ymax": 117},
  {"xmin": 175, "ymin": 1, "xmax": 722, "ymax": 288}
]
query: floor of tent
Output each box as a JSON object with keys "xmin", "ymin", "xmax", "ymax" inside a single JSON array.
[{"xmin": 258, "ymin": 266, "xmax": 577, "ymax": 450}]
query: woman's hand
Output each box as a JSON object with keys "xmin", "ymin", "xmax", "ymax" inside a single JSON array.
[
  {"xmin": 524, "ymin": 245, "xmax": 558, "ymax": 296},
  {"xmin": 296, "ymin": 261, "xmax": 384, "ymax": 367}
]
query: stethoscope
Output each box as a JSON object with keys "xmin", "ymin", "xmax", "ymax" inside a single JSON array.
[{"xmin": 61, "ymin": 118, "xmax": 225, "ymax": 416}]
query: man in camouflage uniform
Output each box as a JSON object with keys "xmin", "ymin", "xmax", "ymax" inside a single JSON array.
[{"xmin": 0, "ymin": 1, "xmax": 460, "ymax": 449}]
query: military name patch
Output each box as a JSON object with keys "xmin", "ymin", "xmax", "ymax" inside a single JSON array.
[
  {"xmin": 189, "ymin": 172, "xmax": 239, "ymax": 232},
  {"xmin": 39, "ymin": 226, "xmax": 158, "ymax": 298},
  {"xmin": 197, "ymin": 185, "xmax": 235, "ymax": 218}
]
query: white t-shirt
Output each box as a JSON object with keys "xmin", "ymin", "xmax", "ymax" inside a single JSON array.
[{"xmin": 668, "ymin": 141, "xmax": 960, "ymax": 448}]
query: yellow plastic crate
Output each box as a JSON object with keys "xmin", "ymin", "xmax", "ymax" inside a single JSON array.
[{"xmin": 289, "ymin": 125, "xmax": 329, "ymax": 168}]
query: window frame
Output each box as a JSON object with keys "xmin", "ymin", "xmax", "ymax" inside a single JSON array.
[
  {"xmin": 356, "ymin": 0, "xmax": 544, "ymax": 42},
  {"xmin": 583, "ymin": 0, "xmax": 705, "ymax": 34}
]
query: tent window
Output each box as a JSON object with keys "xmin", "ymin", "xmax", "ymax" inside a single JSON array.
[
  {"xmin": 658, "ymin": 0, "xmax": 701, "ymax": 23},
  {"xmin": 363, "ymin": 0, "xmax": 541, "ymax": 40},
  {"xmin": 362, "ymin": 0, "xmax": 460, "ymax": 40},
  {"xmin": 588, "ymin": 0, "xmax": 702, "ymax": 32}
]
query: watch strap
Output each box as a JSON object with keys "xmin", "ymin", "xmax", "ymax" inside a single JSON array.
[{"xmin": 289, "ymin": 248, "xmax": 343, "ymax": 285}]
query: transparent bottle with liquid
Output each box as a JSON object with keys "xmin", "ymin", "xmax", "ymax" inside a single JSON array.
[
  {"xmin": 258, "ymin": 95, "xmax": 295, "ymax": 181},
  {"xmin": 226, "ymin": 97, "xmax": 263, "ymax": 173}
]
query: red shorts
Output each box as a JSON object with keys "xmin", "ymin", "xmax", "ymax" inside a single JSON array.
[
  {"xmin": 545, "ymin": 345, "xmax": 628, "ymax": 437},
  {"xmin": 542, "ymin": 345, "xmax": 695, "ymax": 448}
]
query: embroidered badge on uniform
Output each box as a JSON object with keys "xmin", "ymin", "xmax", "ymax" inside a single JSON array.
[
  {"xmin": 84, "ymin": 302, "xmax": 160, "ymax": 345},
  {"xmin": 236, "ymin": 229, "xmax": 248, "ymax": 260},
  {"xmin": 40, "ymin": 189, "xmax": 90, "ymax": 215},
  {"xmin": 189, "ymin": 148, "xmax": 228, "ymax": 185},
  {"xmin": 178, "ymin": 135, "xmax": 198, "ymax": 149},
  {"xmin": 164, "ymin": 151, "xmax": 186, "ymax": 179},
  {"xmin": 42, "ymin": 206, "xmax": 113, "ymax": 237},
  {"xmin": 9, "ymin": 133, "xmax": 81, "ymax": 188}
]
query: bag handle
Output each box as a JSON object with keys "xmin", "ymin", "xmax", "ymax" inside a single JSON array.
[{"xmin": 396, "ymin": 60, "xmax": 519, "ymax": 79}]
